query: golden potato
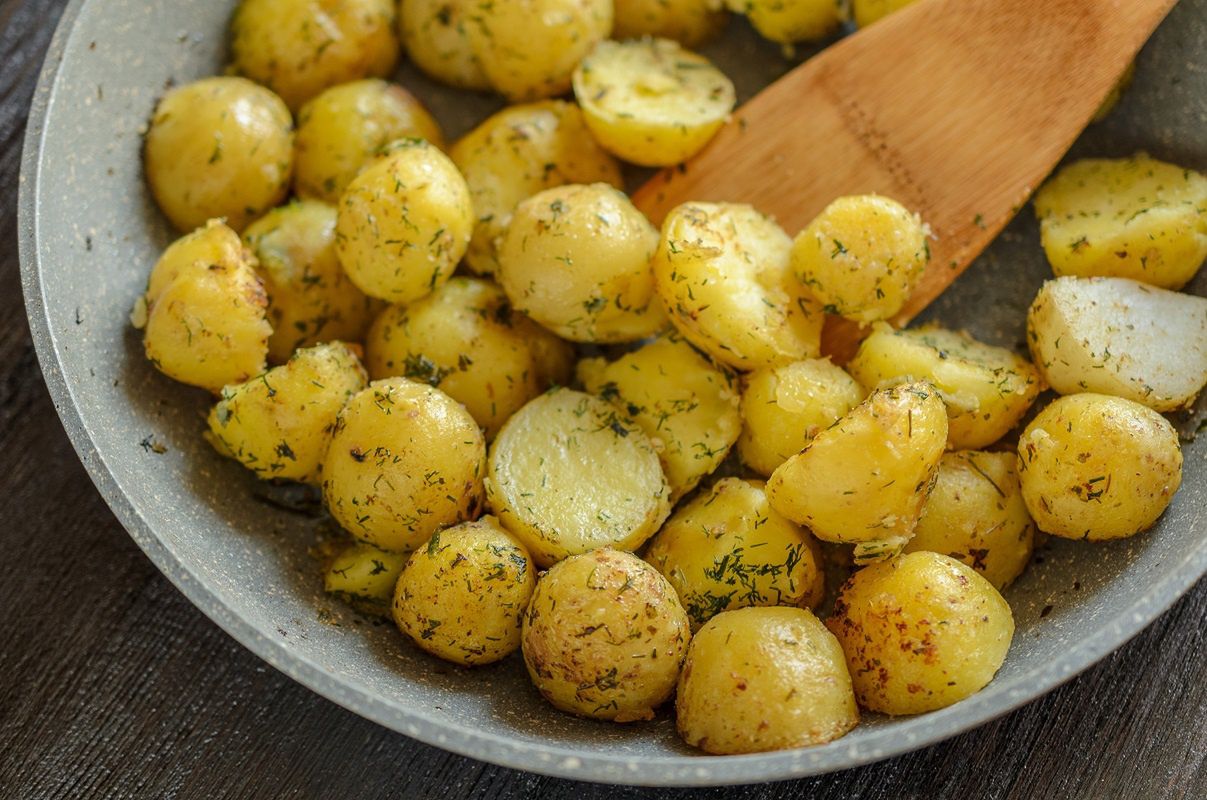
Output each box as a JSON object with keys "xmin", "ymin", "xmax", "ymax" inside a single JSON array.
[
  {"xmin": 852, "ymin": 0, "xmax": 915, "ymax": 27},
  {"xmin": 206, "ymin": 342, "xmax": 367, "ymax": 484},
  {"xmin": 737, "ymin": 358, "xmax": 865, "ymax": 477},
  {"xmin": 1033, "ymin": 154, "xmax": 1207, "ymax": 290},
  {"xmin": 653, "ymin": 202, "xmax": 825, "ymax": 370},
  {"xmin": 904, "ymin": 451, "xmax": 1034, "ymax": 590},
  {"xmin": 144, "ymin": 77, "xmax": 293, "ymax": 233},
  {"xmin": 645, "ymin": 478, "xmax": 825, "ymax": 630},
  {"xmin": 613, "ymin": 0, "xmax": 728, "ymax": 48},
  {"xmin": 486, "ymin": 389, "xmax": 671, "ymax": 567},
  {"xmin": 578, "ymin": 333, "xmax": 741, "ymax": 498},
  {"xmin": 572, "ymin": 38, "xmax": 735, "ymax": 167},
  {"xmin": 450, "ymin": 101, "xmax": 623, "ymax": 276},
  {"xmin": 324, "ymin": 541, "xmax": 410, "ymax": 615},
  {"xmin": 791, "ymin": 194, "xmax": 930, "ymax": 323},
  {"xmin": 767, "ymin": 382, "xmax": 947, "ymax": 563},
  {"xmin": 393, "ymin": 516, "xmax": 535, "ymax": 665},
  {"xmin": 827, "ymin": 551, "xmax": 1015, "ymax": 715},
  {"xmin": 1016, "ymin": 393, "xmax": 1182, "ymax": 541},
  {"xmin": 496, "ymin": 183, "xmax": 666, "ymax": 343},
  {"xmin": 725, "ymin": 0, "xmax": 842, "ymax": 44},
  {"xmin": 364, "ymin": 277, "xmax": 573, "ymax": 437},
  {"xmin": 335, "ymin": 138, "xmax": 473, "ymax": 303},
  {"xmin": 140, "ymin": 218, "xmax": 250, "ymax": 306},
  {"xmin": 243, "ymin": 201, "xmax": 377, "ymax": 363},
  {"xmin": 229, "ymin": 0, "xmax": 399, "ymax": 111},
  {"xmin": 677, "ymin": 607, "xmax": 858, "ymax": 754},
  {"xmin": 322, "ymin": 377, "xmax": 486, "ymax": 551},
  {"xmin": 847, "ymin": 323, "xmax": 1043, "ymax": 449},
  {"xmin": 293, "ymin": 79, "xmax": 444, "ymax": 204},
  {"xmin": 398, "ymin": 0, "xmax": 491, "ymax": 90},
  {"xmin": 522, "ymin": 548, "xmax": 690, "ymax": 721}
]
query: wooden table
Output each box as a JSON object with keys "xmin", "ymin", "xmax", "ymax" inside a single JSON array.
[{"xmin": 1, "ymin": 1, "xmax": 1204, "ymax": 797}]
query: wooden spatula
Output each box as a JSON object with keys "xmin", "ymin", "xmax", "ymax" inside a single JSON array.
[{"xmin": 631, "ymin": 0, "xmax": 1177, "ymax": 360}]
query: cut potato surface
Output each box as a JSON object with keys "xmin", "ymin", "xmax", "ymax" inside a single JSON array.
[
  {"xmin": 725, "ymin": 0, "xmax": 843, "ymax": 44},
  {"xmin": 614, "ymin": 0, "xmax": 729, "ymax": 48},
  {"xmin": 399, "ymin": 0, "xmax": 491, "ymax": 91},
  {"xmin": 573, "ymin": 38, "xmax": 736, "ymax": 167}
]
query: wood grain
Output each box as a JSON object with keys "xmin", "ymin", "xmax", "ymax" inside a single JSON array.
[{"xmin": 0, "ymin": 1, "xmax": 1203, "ymax": 798}]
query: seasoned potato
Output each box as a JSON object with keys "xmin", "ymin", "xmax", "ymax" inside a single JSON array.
[
  {"xmin": 243, "ymin": 201, "xmax": 377, "ymax": 363},
  {"xmin": 522, "ymin": 548, "xmax": 690, "ymax": 721},
  {"xmin": 144, "ymin": 77, "xmax": 293, "ymax": 233},
  {"xmin": 847, "ymin": 323, "xmax": 1043, "ymax": 449},
  {"xmin": 324, "ymin": 541, "xmax": 410, "ymax": 615},
  {"xmin": 1017, "ymin": 393, "xmax": 1182, "ymax": 540},
  {"xmin": 486, "ymin": 389, "xmax": 671, "ymax": 567},
  {"xmin": 335, "ymin": 138, "xmax": 473, "ymax": 303},
  {"xmin": 738, "ymin": 358, "xmax": 865, "ymax": 477},
  {"xmin": 229, "ymin": 0, "xmax": 399, "ymax": 111},
  {"xmin": 725, "ymin": 0, "xmax": 842, "ymax": 44},
  {"xmin": 140, "ymin": 218, "xmax": 251, "ymax": 305},
  {"xmin": 399, "ymin": 0, "xmax": 491, "ymax": 90},
  {"xmin": 206, "ymin": 342, "xmax": 368, "ymax": 483},
  {"xmin": 572, "ymin": 38, "xmax": 735, "ymax": 167},
  {"xmin": 1027, "ymin": 277, "xmax": 1207, "ymax": 412},
  {"xmin": 904, "ymin": 451, "xmax": 1034, "ymax": 590},
  {"xmin": 322, "ymin": 377, "xmax": 486, "ymax": 551},
  {"xmin": 613, "ymin": 0, "xmax": 728, "ymax": 48},
  {"xmin": 1033, "ymin": 155, "xmax": 1207, "ymax": 289},
  {"xmin": 767, "ymin": 382, "xmax": 947, "ymax": 563},
  {"xmin": 653, "ymin": 202, "xmax": 825, "ymax": 370},
  {"xmin": 451, "ymin": 101, "xmax": 623, "ymax": 276},
  {"xmin": 677, "ymin": 607, "xmax": 857, "ymax": 753},
  {"xmin": 496, "ymin": 183, "xmax": 666, "ymax": 343},
  {"xmin": 365, "ymin": 277, "xmax": 573, "ymax": 437},
  {"xmin": 791, "ymin": 195, "xmax": 929, "ymax": 323},
  {"xmin": 645, "ymin": 478, "xmax": 825, "ymax": 630},
  {"xmin": 465, "ymin": 0, "xmax": 612, "ymax": 101},
  {"xmin": 578, "ymin": 334, "xmax": 741, "ymax": 498},
  {"xmin": 393, "ymin": 516, "xmax": 535, "ymax": 665},
  {"xmin": 851, "ymin": 0, "xmax": 915, "ymax": 27},
  {"xmin": 293, "ymin": 79, "xmax": 444, "ymax": 204},
  {"xmin": 827, "ymin": 551, "xmax": 1015, "ymax": 715}
]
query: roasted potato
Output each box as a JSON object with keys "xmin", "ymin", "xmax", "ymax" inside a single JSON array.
[
  {"xmin": 613, "ymin": 0, "xmax": 728, "ymax": 48},
  {"xmin": 1017, "ymin": 393, "xmax": 1182, "ymax": 541},
  {"xmin": 522, "ymin": 548, "xmax": 690, "ymax": 721},
  {"xmin": 324, "ymin": 541, "xmax": 410, "ymax": 615},
  {"xmin": 725, "ymin": 0, "xmax": 842, "ymax": 44},
  {"xmin": 399, "ymin": 0, "xmax": 491, "ymax": 90},
  {"xmin": 851, "ymin": 0, "xmax": 915, "ymax": 27}
]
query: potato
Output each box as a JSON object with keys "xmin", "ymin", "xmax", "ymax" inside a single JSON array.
[
  {"xmin": 324, "ymin": 541, "xmax": 410, "ymax": 615},
  {"xmin": 451, "ymin": 101, "xmax": 623, "ymax": 276},
  {"xmin": 335, "ymin": 138, "xmax": 473, "ymax": 303},
  {"xmin": 364, "ymin": 277, "xmax": 573, "ymax": 437},
  {"xmin": 572, "ymin": 38, "xmax": 735, "ymax": 167},
  {"xmin": 206, "ymin": 342, "xmax": 367, "ymax": 483},
  {"xmin": 486, "ymin": 389, "xmax": 671, "ymax": 567},
  {"xmin": 613, "ymin": 0, "xmax": 728, "ymax": 48},
  {"xmin": 826, "ymin": 551, "xmax": 1015, "ymax": 715},
  {"xmin": 144, "ymin": 77, "xmax": 293, "ymax": 233},
  {"xmin": 140, "ymin": 218, "xmax": 251, "ymax": 306},
  {"xmin": 578, "ymin": 333, "xmax": 741, "ymax": 498},
  {"xmin": 791, "ymin": 195, "xmax": 929, "ymax": 324},
  {"xmin": 1091, "ymin": 62, "xmax": 1135, "ymax": 123},
  {"xmin": 1032, "ymin": 155, "xmax": 1207, "ymax": 289},
  {"xmin": 847, "ymin": 323, "xmax": 1043, "ymax": 449},
  {"xmin": 465, "ymin": 0, "xmax": 612, "ymax": 101},
  {"xmin": 1016, "ymin": 393, "xmax": 1182, "ymax": 541},
  {"xmin": 904, "ymin": 451, "xmax": 1034, "ymax": 590},
  {"xmin": 243, "ymin": 201, "xmax": 377, "ymax": 363},
  {"xmin": 399, "ymin": 0, "xmax": 491, "ymax": 90},
  {"xmin": 322, "ymin": 377, "xmax": 486, "ymax": 551},
  {"xmin": 851, "ymin": 0, "xmax": 915, "ymax": 27},
  {"xmin": 293, "ymin": 79, "xmax": 445, "ymax": 204},
  {"xmin": 496, "ymin": 183, "xmax": 666, "ymax": 343},
  {"xmin": 229, "ymin": 0, "xmax": 399, "ymax": 111},
  {"xmin": 676, "ymin": 607, "xmax": 858, "ymax": 754},
  {"xmin": 645, "ymin": 478, "xmax": 825, "ymax": 630},
  {"xmin": 393, "ymin": 516, "xmax": 535, "ymax": 665},
  {"xmin": 767, "ymin": 382, "xmax": 947, "ymax": 564},
  {"xmin": 1027, "ymin": 276, "xmax": 1207, "ymax": 412},
  {"xmin": 725, "ymin": 0, "xmax": 842, "ymax": 44},
  {"xmin": 522, "ymin": 548, "xmax": 690, "ymax": 721},
  {"xmin": 653, "ymin": 202, "xmax": 825, "ymax": 370},
  {"xmin": 737, "ymin": 358, "xmax": 865, "ymax": 477}
]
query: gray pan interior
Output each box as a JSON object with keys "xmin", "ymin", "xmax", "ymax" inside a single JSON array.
[{"xmin": 18, "ymin": 0, "xmax": 1207, "ymax": 786}]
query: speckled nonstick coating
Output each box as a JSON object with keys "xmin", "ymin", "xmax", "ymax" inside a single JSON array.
[{"xmin": 18, "ymin": 0, "xmax": 1207, "ymax": 786}]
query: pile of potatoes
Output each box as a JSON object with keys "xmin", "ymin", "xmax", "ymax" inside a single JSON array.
[{"xmin": 132, "ymin": 0, "xmax": 1206, "ymax": 757}]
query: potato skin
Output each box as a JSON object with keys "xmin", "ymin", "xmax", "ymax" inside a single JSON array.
[
  {"xmin": 144, "ymin": 77, "xmax": 293, "ymax": 233},
  {"xmin": 677, "ymin": 607, "xmax": 858, "ymax": 754},
  {"xmin": 324, "ymin": 541, "xmax": 410, "ymax": 615},
  {"xmin": 399, "ymin": 0, "xmax": 491, "ymax": 90},
  {"xmin": 613, "ymin": 0, "xmax": 728, "ymax": 47},
  {"xmin": 522, "ymin": 548, "xmax": 690, "ymax": 721},
  {"xmin": 322, "ymin": 377, "xmax": 486, "ymax": 551},
  {"xmin": 394, "ymin": 516, "xmax": 536, "ymax": 665},
  {"xmin": 1016, "ymin": 393, "xmax": 1182, "ymax": 540},
  {"xmin": 726, "ymin": 0, "xmax": 843, "ymax": 44},
  {"xmin": 827, "ymin": 551, "xmax": 1015, "ymax": 715},
  {"xmin": 852, "ymin": 0, "xmax": 915, "ymax": 27}
]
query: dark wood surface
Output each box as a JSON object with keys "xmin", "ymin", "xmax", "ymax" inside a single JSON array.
[{"xmin": 1, "ymin": 1, "xmax": 1204, "ymax": 798}]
